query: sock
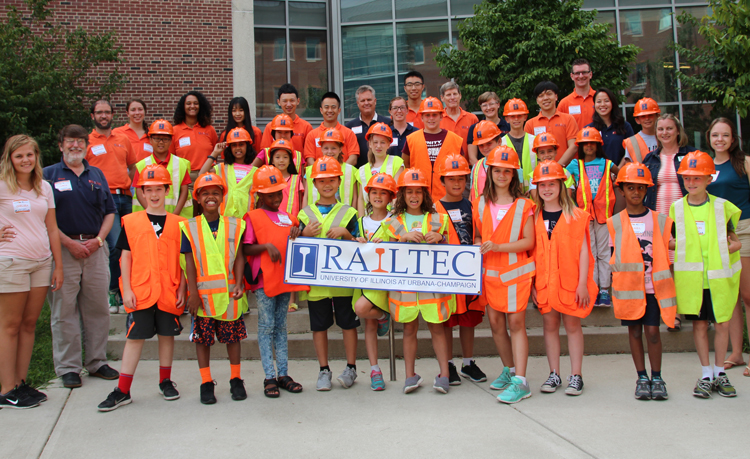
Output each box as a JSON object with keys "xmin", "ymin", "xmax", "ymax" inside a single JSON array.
[
  {"xmin": 516, "ymin": 375, "xmax": 527, "ymax": 385},
  {"xmin": 200, "ymin": 367, "xmax": 212, "ymax": 384},
  {"xmin": 159, "ymin": 366, "xmax": 171, "ymax": 383},
  {"xmin": 701, "ymin": 366, "xmax": 713, "ymax": 380},
  {"xmin": 449, "ymin": 359, "xmax": 456, "ymax": 366},
  {"xmin": 230, "ymin": 364, "xmax": 241, "ymax": 380},
  {"xmin": 118, "ymin": 374, "xmax": 133, "ymax": 394},
  {"xmin": 462, "ymin": 357, "xmax": 472, "ymax": 367},
  {"xmin": 377, "ymin": 312, "xmax": 386, "ymax": 321},
  {"xmin": 346, "ymin": 363, "xmax": 357, "ymax": 371},
  {"xmin": 371, "ymin": 365, "xmax": 381, "ymax": 373},
  {"xmin": 637, "ymin": 370, "xmax": 648, "ymax": 379},
  {"xmin": 320, "ymin": 365, "xmax": 330, "ymax": 372},
  {"xmin": 510, "ymin": 367, "xmax": 516, "ymax": 375},
  {"xmin": 713, "ymin": 365, "xmax": 725, "ymax": 379},
  {"xmin": 651, "ymin": 370, "xmax": 661, "ymax": 379}
]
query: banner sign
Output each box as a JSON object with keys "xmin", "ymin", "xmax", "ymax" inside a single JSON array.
[{"xmin": 284, "ymin": 237, "xmax": 482, "ymax": 295}]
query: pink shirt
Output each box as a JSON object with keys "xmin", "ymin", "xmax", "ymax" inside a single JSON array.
[
  {"xmin": 0, "ymin": 180, "xmax": 55, "ymax": 260},
  {"xmin": 242, "ymin": 209, "xmax": 292, "ymax": 292},
  {"xmin": 488, "ymin": 200, "xmax": 533, "ymax": 231}
]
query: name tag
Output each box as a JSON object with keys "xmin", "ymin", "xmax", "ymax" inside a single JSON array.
[
  {"xmin": 410, "ymin": 222, "xmax": 422, "ymax": 232},
  {"xmin": 390, "ymin": 138, "xmax": 398, "ymax": 147},
  {"xmin": 631, "ymin": 222, "xmax": 646, "ymax": 235},
  {"xmin": 448, "ymin": 209, "xmax": 462, "ymax": 223},
  {"xmin": 408, "ymin": 122, "xmax": 414, "ymax": 127},
  {"xmin": 533, "ymin": 126, "xmax": 546, "ymax": 136},
  {"xmin": 711, "ymin": 171, "xmax": 720, "ymax": 182},
  {"xmin": 143, "ymin": 143, "xmax": 153, "ymax": 153},
  {"xmin": 496, "ymin": 209, "xmax": 508, "ymax": 221},
  {"xmin": 91, "ymin": 144, "xmax": 107, "ymax": 156},
  {"xmin": 54, "ymin": 180, "xmax": 72, "ymax": 192},
  {"xmin": 696, "ymin": 221, "xmax": 706, "ymax": 235},
  {"xmin": 569, "ymin": 105, "xmax": 582, "ymax": 115},
  {"xmin": 315, "ymin": 138, "xmax": 320, "ymax": 147},
  {"xmin": 278, "ymin": 214, "xmax": 292, "ymax": 225},
  {"xmin": 179, "ymin": 137, "xmax": 191, "ymax": 148},
  {"xmin": 13, "ymin": 199, "xmax": 31, "ymax": 213},
  {"xmin": 544, "ymin": 220, "xmax": 550, "ymax": 231},
  {"xmin": 235, "ymin": 169, "xmax": 248, "ymax": 180},
  {"xmin": 351, "ymin": 126, "xmax": 363, "ymax": 134}
]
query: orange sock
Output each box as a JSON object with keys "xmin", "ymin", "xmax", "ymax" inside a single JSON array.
[
  {"xmin": 200, "ymin": 367, "xmax": 212, "ymax": 384},
  {"xmin": 230, "ymin": 364, "xmax": 241, "ymax": 380}
]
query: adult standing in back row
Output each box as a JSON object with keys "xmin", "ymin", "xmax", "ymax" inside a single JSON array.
[
  {"xmin": 558, "ymin": 58, "xmax": 596, "ymax": 130},
  {"xmin": 170, "ymin": 91, "xmax": 218, "ymax": 184},
  {"xmin": 404, "ymin": 71, "xmax": 425, "ymax": 129},
  {"xmin": 346, "ymin": 85, "xmax": 391, "ymax": 169},
  {"xmin": 524, "ymin": 82, "xmax": 578, "ymax": 166},
  {"xmin": 440, "ymin": 82, "xmax": 478, "ymax": 158},
  {"xmin": 259, "ymin": 84, "xmax": 313, "ymax": 153}
]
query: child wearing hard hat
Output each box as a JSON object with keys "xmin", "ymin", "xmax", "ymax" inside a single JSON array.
[
  {"xmin": 469, "ymin": 120, "xmax": 502, "ymax": 202},
  {"xmin": 252, "ymin": 114, "xmax": 304, "ymax": 172},
  {"xmin": 303, "ymin": 128, "xmax": 359, "ymax": 209},
  {"xmin": 621, "ymin": 98, "xmax": 660, "ymax": 165},
  {"xmin": 356, "ymin": 122, "xmax": 404, "ymax": 215},
  {"xmin": 500, "ymin": 98, "xmax": 537, "ymax": 194},
  {"xmin": 529, "ymin": 133, "xmax": 575, "ymax": 201}
]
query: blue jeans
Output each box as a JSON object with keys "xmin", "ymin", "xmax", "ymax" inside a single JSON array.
[
  {"xmin": 256, "ymin": 289, "xmax": 291, "ymax": 379},
  {"xmin": 105, "ymin": 193, "xmax": 132, "ymax": 292}
]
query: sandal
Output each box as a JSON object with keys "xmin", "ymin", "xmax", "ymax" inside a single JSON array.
[
  {"xmin": 744, "ymin": 366, "xmax": 750, "ymax": 378},
  {"xmin": 263, "ymin": 378, "xmax": 280, "ymax": 398},
  {"xmin": 724, "ymin": 360, "xmax": 746, "ymax": 370},
  {"xmin": 288, "ymin": 303, "xmax": 299, "ymax": 313},
  {"xmin": 668, "ymin": 317, "xmax": 681, "ymax": 332},
  {"xmin": 277, "ymin": 375, "xmax": 303, "ymax": 393}
]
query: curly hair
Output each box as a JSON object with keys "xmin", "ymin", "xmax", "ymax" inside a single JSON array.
[
  {"xmin": 392, "ymin": 186, "xmax": 433, "ymax": 216},
  {"xmin": 173, "ymin": 91, "xmax": 212, "ymax": 127}
]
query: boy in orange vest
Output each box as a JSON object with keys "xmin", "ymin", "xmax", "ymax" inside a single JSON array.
[
  {"xmin": 97, "ymin": 165, "xmax": 187, "ymax": 412},
  {"xmin": 607, "ymin": 162, "xmax": 677, "ymax": 400}
]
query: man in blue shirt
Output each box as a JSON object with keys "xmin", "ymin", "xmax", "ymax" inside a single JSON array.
[{"xmin": 345, "ymin": 85, "xmax": 391, "ymax": 169}]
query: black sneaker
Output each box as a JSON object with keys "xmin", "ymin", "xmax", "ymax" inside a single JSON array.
[
  {"xmin": 200, "ymin": 381, "xmax": 217, "ymax": 405},
  {"xmin": 18, "ymin": 380, "xmax": 47, "ymax": 404},
  {"xmin": 158, "ymin": 379, "xmax": 180, "ymax": 401},
  {"xmin": 460, "ymin": 360, "xmax": 488, "ymax": 382},
  {"xmin": 90, "ymin": 364, "xmax": 119, "ymax": 380},
  {"xmin": 97, "ymin": 387, "xmax": 131, "ymax": 412},
  {"xmin": 448, "ymin": 362, "xmax": 462, "ymax": 386},
  {"xmin": 0, "ymin": 387, "xmax": 40, "ymax": 409},
  {"xmin": 230, "ymin": 378, "xmax": 247, "ymax": 401}
]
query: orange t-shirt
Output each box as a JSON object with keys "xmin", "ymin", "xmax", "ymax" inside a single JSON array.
[
  {"xmin": 85, "ymin": 130, "xmax": 136, "ymax": 193},
  {"xmin": 259, "ymin": 115, "xmax": 313, "ymax": 152},
  {"xmin": 169, "ymin": 122, "xmax": 218, "ymax": 171},
  {"xmin": 303, "ymin": 123, "xmax": 360, "ymax": 162},
  {"xmin": 557, "ymin": 88, "xmax": 596, "ymax": 130},
  {"xmin": 524, "ymin": 111, "xmax": 578, "ymax": 162},
  {"xmin": 406, "ymin": 107, "xmax": 425, "ymax": 129},
  {"xmin": 440, "ymin": 108, "xmax": 479, "ymax": 156},
  {"xmin": 112, "ymin": 124, "xmax": 151, "ymax": 162}
]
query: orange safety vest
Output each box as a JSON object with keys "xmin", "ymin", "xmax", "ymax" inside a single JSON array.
[
  {"xmin": 281, "ymin": 174, "xmax": 302, "ymax": 216},
  {"xmin": 606, "ymin": 210, "xmax": 677, "ymax": 326},
  {"xmin": 407, "ymin": 130, "xmax": 464, "ymax": 202},
  {"xmin": 119, "ymin": 212, "xmax": 186, "ymax": 315},
  {"xmin": 472, "ymin": 197, "xmax": 535, "ymax": 313},
  {"xmin": 622, "ymin": 133, "xmax": 649, "ymax": 163},
  {"xmin": 576, "ymin": 159, "xmax": 615, "ymax": 224},
  {"xmin": 533, "ymin": 208, "xmax": 597, "ymax": 318}
]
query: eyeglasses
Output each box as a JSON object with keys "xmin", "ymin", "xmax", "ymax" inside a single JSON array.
[
  {"xmin": 94, "ymin": 111, "xmax": 112, "ymax": 115},
  {"xmin": 480, "ymin": 102, "xmax": 499, "ymax": 110},
  {"xmin": 150, "ymin": 137, "xmax": 171, "ymax": 144},
  {"xmin": 404, "ymin": 82, "xmax": 423, "ymax": 88},
  {"xmin": 63, "ymin": 138, "xmax": 87, "ymax": 146},
  {"xmin": 571, "ymin": 71, "xmax": 591, "ymax": 76},
  {"xmin": 390, "ymin": 106, "xmax": 407, "ymax": 111}
]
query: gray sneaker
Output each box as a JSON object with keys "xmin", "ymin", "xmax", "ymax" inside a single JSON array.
[
  {"xmin": 403, "ymin": 374, "xmax": 423, "ymax": 394},
  {"xmin": 693, "ymin": 378, "xmax": 712, "ymax": 399},
  {"xmin": 337, "ymin": 366, "xmax": 357, "ymax": 388},
  {"xmin": 651, "ymin": 376, "xmax": 668, "ymax": 400},
  {"xmin": 433, "ymin": 375, "xmax": 450, "ymax": 394},
  {"xmin": 713, "ymin": 374, "xmax": 737, "ymax": 397},
  {"xmin": 316, "ymin": 369, "xmax": 332, "ymax": 391},
  {"xmin": 634, "ymin": 376, "xmax": 651, "ymax": 400}
]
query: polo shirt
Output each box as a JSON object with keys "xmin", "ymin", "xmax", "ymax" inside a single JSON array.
[
  {"xmin": 345, "ymin": 113, "xmax": 392, "ymax": 168},
  {"xmin": 43, "ymin": 158, "xmax": 116, "ymax": 236},
  {"xmin": 524, "ymin": 111, "xmax": 578, "ymax": 162},
  {"xmin": 585, "ymin": 121, "xmax": 635, "ymax": 164},
  {"xmin": 388, "ymin": 123, "xmax": 418, "ymax": 157},
  {"xmin": 169, "ymin": 122, "xmax": 218, "ymax": 171},
  {"xmin": 131, "ymin": 154, "xmax": 192, "ymax": 187},
  {"xmin": 85, "ymin": 130, "xmax": 136, "ymax": 193},
  {"xmin": 440, "ymin": 108, "xmax": 479, "ymax": 156},
  {"xmin": 303, "ymin": 122, "xmax": 359, "ymax": 162},
  {"xmin": 406, "ymin": 107, "xmax": 425, "ymax": 129},
  {"xmin": 112, "ymin": 124, "xmax": 152, "ymax": 162},
  {"xmin": 557, "ymin": 88, "xmax": 596, "ymax": 130},
  {"xmin": 259, "ymin": 115, "xmax": 313, "ymax": 153}
]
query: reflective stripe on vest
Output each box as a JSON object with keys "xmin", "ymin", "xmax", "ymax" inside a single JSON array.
[
  {"xmin": 503, "ymin": 134, "xmax": 536, "ymax": 192},
  {"xmin": 577, "ymin": 159, "xmax": 613, "ymax": 223},
  {"xmin": 358, "ymin": 156, "xmax": 400, "ymax": 204},
  {"xmin": 610, "ymin": 214, "xmax": 646, "ymax": 301},
  {"xmin": 470, "ymin": 158, "xmax": 486, "ymax": 201},
  {"xmin": 218, "ymin": 163, "xmax": 256, "ymax": 217},
  {"xmin": 625, "ymin": 134, "xmax": 647, "ymax": 163},
  {"xmin": 388, "ymin": 213, "xmax": 442, "ymax": 238},
  {"xmin": 308, "ymin": 164, "xmax": 357, "ymax": 207},
  {"xmin": 285, "ymin": 174, "xmax": 300, "ymax": 214},
  {"xmin": 134, "ymin": 155, "xmax": 192, "ymax": 215},
  {"xmin": 672, "ymin": 199, "xmax": 704, "ymax": 273}
]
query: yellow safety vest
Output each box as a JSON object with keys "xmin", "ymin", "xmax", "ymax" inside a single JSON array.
[
  {"xmin": 357, "ymin": 155, "xmax": 403, "ymax": 204},
  {"xmin": 306, "ymin": 163, "xmax": 358, "ymax": 207},
  {"xmin": 351, "ymin": 215, "xmax": 391, "ymax": 311},
  {"xmin": 502, "ymin": 133, "xmax": 537, "ymax": 193},
  {"xmin": 216, "ymin": 163, "xmax": 256, "ymax": 218},
  {"xmin": 133, "ymin": 155, "xmax": 193, "ymax": 218}
]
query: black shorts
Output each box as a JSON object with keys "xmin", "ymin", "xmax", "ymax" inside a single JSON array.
[
  {"xmin": 126, "ymin": 305, "xmax": 183, "ymax": 339},
  {"xmin": 621, "ymin": 294, "xmax": 661, "ymax": 327},
  {"xmin": 684, "ymin": 289, "xmax": 717, "ymax": 322},
  {"xmin": 308, "ymin": 296, "xmax": 360, "ymax": 332},
  {"xmin": 190, "ymin": 316, "xmax": 247, "ymax": 346}
]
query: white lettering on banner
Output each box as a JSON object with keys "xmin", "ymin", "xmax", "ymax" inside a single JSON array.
[{"xmin": 284, "ymin": 237, "xmax": 483, "ymax": 295}]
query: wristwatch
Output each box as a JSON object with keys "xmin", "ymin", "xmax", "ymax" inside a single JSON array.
[{"xmin": 96, "ymin": 236, "xmax": 103, "ymax": 247}]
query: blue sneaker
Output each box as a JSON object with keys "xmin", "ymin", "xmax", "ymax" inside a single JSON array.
[
  {"xmin": 377, "ymin": 312, "xmax": 390, "ymax": 337},
  {"xmin": 370, "ymin": 370, "xmax": 385, "ymax": 391},
  {"xmin": 490, "ymin": 367, "xmax": 514, "ymax": 391},
  {"xmin": 598, "ymin": 290, "xmax": 611, "ymax": 307},
  {"xmin": 498, "ymin": 376, "xmax": 532, "ymax": 404}
]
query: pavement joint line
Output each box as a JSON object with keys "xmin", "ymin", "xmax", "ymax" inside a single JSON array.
[{"xmin": 38, "ymin": 387, "xmax": 72, "ymax": 459}]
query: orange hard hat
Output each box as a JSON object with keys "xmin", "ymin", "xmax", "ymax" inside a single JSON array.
[
  {"xmin": 398, "ymin": 168, "xmax": 429, "ymax": 187},
  {"xmin": 532, "ymin": 132, "xmax": 559, "ymax": 153},
  {"xmin": 319, "ymin": 128, "xmax": 345, "ymax": 145},
  {"xmin": 503, "ymin": 98, "xmax": 529, "ymax": 116},
  {"xmin": 226, "ymin": 127, "xmax": 253, "ymax": 145},
  {"xmin": 440, "ymin": 153, "xmax": 470, "ymax": 176},
  {"xmin": 615, "ymin": 162, "xmax": 654, "ymax": 186},
  {"xmin": 192, "ymin": 172, "xmax": 227, "ymax": 201},
  {"xmin": 633, "ymin": 98, "xmax": 661, "ymax": 117},
  {"xmin": 252, "ymin": 165, "xmax": 286, "ymax": 194},
  {"xmin": 575, "ymin": 127, "xmax": 603, "ymax": 145},
  {"xmin": 365, "ymin": 122, "xmax": 393, "ymax": 143},
  {"xmin": 269, "ymin": 139, "xmax": 293, "ymax": 155},
  {"xmin": 311, "ymin": 156, "xmax": 343, "ymax": 179},
  {"xmin": 418, "ymin": 96, "xmax": 444, "ymax": 114},
  {"xmin": 148, "ymin": 119, "xmax": 174, "ymax": 136},
  {"xmin": 532, "ymin": 160, "xmax": 567, "ymax": 185},
  {"xmin": 472, "ymin": 120, "xmax": 501, "ymax": 145},
  {"xmin": 269, "ymin": 114, "xmax": 294, "ymax": 132},
  {"xmin": 677, "ymin": 150, "xmax": 716, "ymax": 176},
  {"xmin": 139, "ymin": 164, "xmax": 171, "ymax": 187},
  {"xmin": 365, "ymin": 172, "xmax": 398, "ymax": 195},
  {"xmin": 485, "ymin": 145, "xmax": 520, "ymax": 169}
]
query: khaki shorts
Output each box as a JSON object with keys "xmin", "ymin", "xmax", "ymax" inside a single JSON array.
[
  {"xmin": 0, "ymin": 256, "xmax": 52, "ymax": 293},
  {"xmin": 735, "ymin": 219, "xmax": 750, "ymax": 258}
]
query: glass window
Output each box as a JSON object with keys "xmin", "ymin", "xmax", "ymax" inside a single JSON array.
[
  {"xmin": 342, "ymin": 24, "xmax": 396, "ymax": 117},
  {"xmin": 620, "ymin": 9, "xmax": 678, "ymax": 104},
  {"xmin": 675, "ymin": 6, "xmax": 711, "ymax": 102},
  {"xmin": 682, "ymin": 103, "xmax": 736, "ymax": 150},
  {"xmin": 583, "ymin": 0, "xmax": 615, "ymax": 7},
  {"xmin": 289, "ymin": 2, "xmax": 327, "ymax": 27},
  {"xmin": 619, "ymin": 0, "xmax": 664, "ymax": 6},
  {"xmin": 255, "ymin": 0, "xmax": 285, "ymax": 26},
  {"xmin": 395, "ymin": 0, "xmax": 448, "ymax": 20},
  {"xmin": 450, "ymin": 0, "xmax": 478, "ymax": 16},
  {"xmin": 255, "ymin": 29, "xmax": 288, "ymax": 118},
  {"xmin": 451, "ymin": 19, "xmax": 465, "ymax": 50},
  {"xmin": 396, "ymin": 21, "xmax": 450, "ymax": 103},
  {"xmin": 594, "ymin": 10, "xmax": 616, "ymax": 33},
  {"xmin": 289, "ymin": 29, "xmax": 329, "ymax": 119},
  {"xmin": 341, "ymin": 0, "xmax": 391, "ymax": 23}
]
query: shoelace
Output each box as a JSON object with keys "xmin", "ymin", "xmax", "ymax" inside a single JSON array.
[
  {"xmin": 714, "ymin": 376, "xmax": 731, "ymax": 388},
  {"xmin": 544, "ymin": 373, "xmax": 561, "ymax": 386},
  {"xmin": 697, "ymin": 379, "xmax": 712, "ymax": 391},
  {"xmin": 568, "ymin": 375, "xmax": 583, "ymax": 389}
]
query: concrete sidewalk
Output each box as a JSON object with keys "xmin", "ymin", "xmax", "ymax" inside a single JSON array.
[{"xmin": 2, "ymin": 353, "xmax": 748, "ymax": 459}]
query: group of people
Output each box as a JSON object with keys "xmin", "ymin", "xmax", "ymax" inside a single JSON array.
[{"xmin": 1, "ymin": 58, "xmax": 748, "ymax": 413}]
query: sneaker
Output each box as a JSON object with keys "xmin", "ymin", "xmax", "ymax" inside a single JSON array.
[
  {"xmin": 713, "ymin": 374, "xmax": 737, "ymax": 397},
  {"xmin": 433, "ymin": 375, "xmax": 450, "ymax": 394},
  {"xmin": 18, "ymin": 380, "xmax": 47, "ymax": 404},
  {"xmin": 540, "ymin": 371, "xmax": 562, "ymax": 393},
  {"xmin": 403, "ymin": 374, "xmax": 423, "ymax": 394},
  {"xmin": 108, "ymin": 290, "xmax": 121, "ymax": 314},
  {"xmin": 316, "ymin": 369, "xmax": 332, "ymax": 391},
  {"xmin": 594, "ymin": 291, "xmax": 603, "ymax": 306},
  {"xmin": 490, "ymin": 367, "xmax": 514, "ymax": 391},
  {"xmin": 565, "ymin": 374, "xmax": 584, "ymax": 396},
  {"xmin": 448, "ymin": 362, "xmax": 462, "ymax": 386},
  {"xmin": 651, "ymin": 376, "xmax": 668, "ymax": 401},
  {"xmin": 634, "ymin": 376, "xmax": 652, "ymax": 400},
  {"xmin": 0, "ymin": 387, "xmax": 41, "ymax": 409},
  {"xmin": 377, "ymin": 312, "xmax": 390, "ymax": 337},
  {"xmin": 158, "ymin": 379, "xmax": 180, "ymax": 401},
  {"xmin": 460, "ymin": 360, "xmax": 487, "ymax": 383},
  {"xmin": 598, "ymin": 291, "xmax": 611, "ymax": 307},
  {"xmin": 497, "ymin": 376, "xmax": 532, "ymax": 404},
  {"xmin": 200, "ymin": 381, "xmax": 217, "ymax": 404},
  {"xmin": 337, "ymin": 367, "xmax": 357, "ymax": 389},
  {"xmin": 97, "ymin": 387, "xmax": 131, "ymax": 412},
  {"xmin": 693, "ymin": 378, "xmax": 712, "ymax": 399},
  {"xmin": 370, "ymin": 370, "xmax": 386, "ymax": 391},
  {"xmin": 229, "ymin": 378, "xmax": 247, "ymax": 401}
]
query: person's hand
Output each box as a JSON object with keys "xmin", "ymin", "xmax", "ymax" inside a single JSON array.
[
  {"xmin": 575, "ymin": 284, "xmax": 590, "ymax": 309},
  {"xmin": 50, "ymin": 267, "xmax": 63, "ymax": 292},
  {"xmin": 289, "ymin": 226, "xmax": 301, "ymax": 240},
  {"xmin": 399, "ymin": 231, "xmax": 424, "ymax": 243},
  {"xmin": 301, "ymin": 222, "xmax": 321, "ymax": 237},
  {"xmin": 531, "ymin": 286, "xmax": 538, "ymax": 306},
  {"xmin": 356, "ymin": 236, "xmax": 367, "ymax": 243},
  {"xmin": 176, "ymin": 283, "xmax": 186, "ymax": 308},
  {"xmin": 82, "ymin": 238, "xmax": 99, "ymax": 254},
  {"xmin": 211, "ymin": 142, "xmax": 226, "ymax": 159},
  {"xmin": 728, "ymin": 237, "xmax": 742, "ymax": 254},
  {"xmin": 480, "ymin": 241, "xmax": 497, "ymax": 254},
  {"xmin": 266, "ymin": 243, "xmax": 281, "ymax": 263},
  {"xmin": 424, "ymin": 231, "xmax": 443, "ymax": 244},
  {"xmin": 122, "ymin": 289, "xmax": 137, "ymax": 311},
  {"xmin": 232, "ymin": 282, "xmax": 244, "ymax": 300},
  {"xmin": 67, "ymin": 241, "xmax": 91, "ymax": 259},
  {"xmin": 326, "ymin": 227, "xmax": 350, "ymax": 239},
  {"xmin": 188, "ymin": 293, "xmax": 201, "ymax": 317},
  {"xmin": 371, "ymin": 237, "xmax": 383, "ymax": 243},
  {"xmin": 0, "ymin": 225, "xmax": 16, "ymax": 242}
]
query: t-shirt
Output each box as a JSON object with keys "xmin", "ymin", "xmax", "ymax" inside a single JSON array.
[
  {"xmin": 440, "ymin": 199, "xmax": 473, "ymax": 245},
  {"xmin": 608, "ymin": 210, "xmax": 655, "ymax": 294},
  {"xmin": 488, "ymin": 201, "xmax": 533, "ymax": 232},
  {"xmin": 242, "ymin": 209, "xmax": 295, "ymax": 291},
  {"xmin": 542, "ymin": 209, "xmax": 562, "ymax": 239},
  {"xmin": 656, "ymin": 153, "xmax": 682, "ymax": 217},
  {"xmin": 361, "ymin": 214, "xmax": 389, "ymax": 240},
  {"xmin": 404, "ymin": 213, "xmax": 424, "ymax": 233},
  {"xmin": 707, "ymin": 160, "xmax": 750, "ymax": 221},
  {"xmin": 401, "ymin": 130, "xmax": 449, "ymax": 163},
  {"xmin": 298, "ymin": 203, "xmax": 359, "ymax": 238},
  {"xmin": 0, "ymin": 180, "xmax": 55, "ymax": 260},
  {"xmin": 624, "ymin": 132, "xmax": 658, "ymax": 162},
  {"xmin": 567, "ymin": 157, "xmax": 607, "ymax": 195},
  {"xmin": 233, "ymin": 164, "xmax": 254, "ymax": 183},
  {"xmin": 180, "ymin": 218, "xmax": 221, "ymax": 253},
  {"xmin": 117, "ymin": 213, "xmax": 168, "ymax": 252}
]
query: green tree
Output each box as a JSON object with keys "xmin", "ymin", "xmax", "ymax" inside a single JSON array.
[
  {"xmin": 434, "ymin": 0, "xmax": 639, "ymax": 111},
  {"xmin": 0, "ymin": 0, "xmax": 125, "ymax": 164},
  {"xmin": 675, "ymin": 0, "xmax": 750, "ymax": 117}
]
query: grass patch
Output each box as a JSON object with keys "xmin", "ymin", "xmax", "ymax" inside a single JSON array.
[{"xmin": 27, "ymin": 303, "xmax": 56, "ymax": 388}]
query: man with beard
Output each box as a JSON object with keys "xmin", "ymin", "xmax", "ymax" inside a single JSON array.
[
  {"xmin": 43, "ymin": 124, "xmax": 119, "ymax": 389},
  {"xmin": 85, "ymin": 100, "xmax": 136, "ymax": 313}
]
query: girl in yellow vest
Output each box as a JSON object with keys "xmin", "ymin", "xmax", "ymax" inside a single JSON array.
[
  {"xmin": 383, "ymin": 168, "xmax": 455, "ymax": 394},
  {"xmin": 198, "ymin": 127, "xmax": 256, "ymax": 217},
  {"xmin": 669, "ymin": 151, "xmax": 742, "ymax": 399},
  {"xmin": 251, "ymin": 114, "xmax": 304, "ymax": 171},
  {"xmin": 356, "ymin": 123, "xmax": 404, "ymax": 215},
  {"xmin": 608, "ymin": 162, "xmax": 677, "ymax": 401},
  {"xmin": 353, "ymin": 173, "xmax": 398, "ymax": 391},
  {"xmin": 500, "ymin": 98, "xmax": 537, "ymax": 193},
  {"xmin": 531, "ymin": 160, "xmax": 596, "ymax": 397},
  {"xmin": 181, "ymin": 172, "xmax": 248, "ymax": 405},
  {"xmin": 303, "ymin": 128, "xmax": 358, "ymax": 209},
  {"xmin": 529, "ymin": 133, "xmax": 575, "ymax": 201},
  {"xmin": 472, "ymin": 145, "xmax": 535, "ymax": 404}
]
